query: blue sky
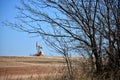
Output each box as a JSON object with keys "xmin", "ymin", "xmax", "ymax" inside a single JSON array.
[{"xmin": 0, "ymin": 0, "xmax": 55, "ymax": 56}]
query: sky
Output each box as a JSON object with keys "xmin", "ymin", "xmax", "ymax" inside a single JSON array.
[{"xmin": 0, "ymin": 0, "xmax": 56, "ymax": 56}]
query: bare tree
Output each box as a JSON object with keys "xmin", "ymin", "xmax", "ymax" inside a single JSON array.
[
  {"xmin": 44, "ymin": 36, "xmax": 74, "ymax": 80},
  {"xmin": 5, "ymin": 0, "xmax": 120, "ymax": 79}
]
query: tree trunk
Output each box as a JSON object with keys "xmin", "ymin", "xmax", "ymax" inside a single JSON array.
[
  {"xmin": 92, "ymin": 38, "xmax": 102, "ymax": 74},
  {"xmin": 93, "ymin": 48, "xmax": 102, "ymax": 74},
  {"xmin": 117, "ymin": 0, "xmax": 120, "ymax": 66}
]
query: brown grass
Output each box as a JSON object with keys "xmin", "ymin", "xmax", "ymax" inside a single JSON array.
[
  {"xmin": 0, "ymin": 56, "xmax": 65, "ymax": 80},
  {"xmin": 1, "ymin": 56, "xmax": 115, "ymax": 80}
]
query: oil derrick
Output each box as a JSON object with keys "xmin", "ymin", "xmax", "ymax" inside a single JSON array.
[{"xmin": 35, "ymin": 41, "xmax": 44, "ymax": 56}]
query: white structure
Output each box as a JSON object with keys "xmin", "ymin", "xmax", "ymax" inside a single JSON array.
[
  {"xmin": 36, "ymin": 41, "xmax": 44, "ymax": 56},
  {"xmin": 36, "ymin": 41, "xmax": 42, "ymax": 53}
]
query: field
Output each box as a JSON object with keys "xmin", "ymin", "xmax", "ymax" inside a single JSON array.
[
  {"xmin": 0, "ymin": 56, "xmax": 67, "ymax": 80},
  {"xmin": 0, "ymin": 56, "xmax": 119, "ymax": 80}
]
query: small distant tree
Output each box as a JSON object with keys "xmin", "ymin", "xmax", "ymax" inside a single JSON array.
[{"xmin": 5, "ymin": 0, "xmax": 120, "ymax": 79}]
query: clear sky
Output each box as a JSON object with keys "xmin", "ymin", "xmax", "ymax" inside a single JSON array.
[{"xmin": 0, "ymin": 0, "xmax": 56, "ymax": 56}]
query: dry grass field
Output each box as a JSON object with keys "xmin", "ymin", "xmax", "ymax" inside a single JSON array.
[{"xmin": 0, "ymin": 56, "xmax": 67, "ymax": 80}]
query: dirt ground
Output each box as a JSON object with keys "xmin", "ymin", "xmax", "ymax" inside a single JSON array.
[{"xmin": 0, "ymin": 56, "xmax": 65, "ymax": 80}]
